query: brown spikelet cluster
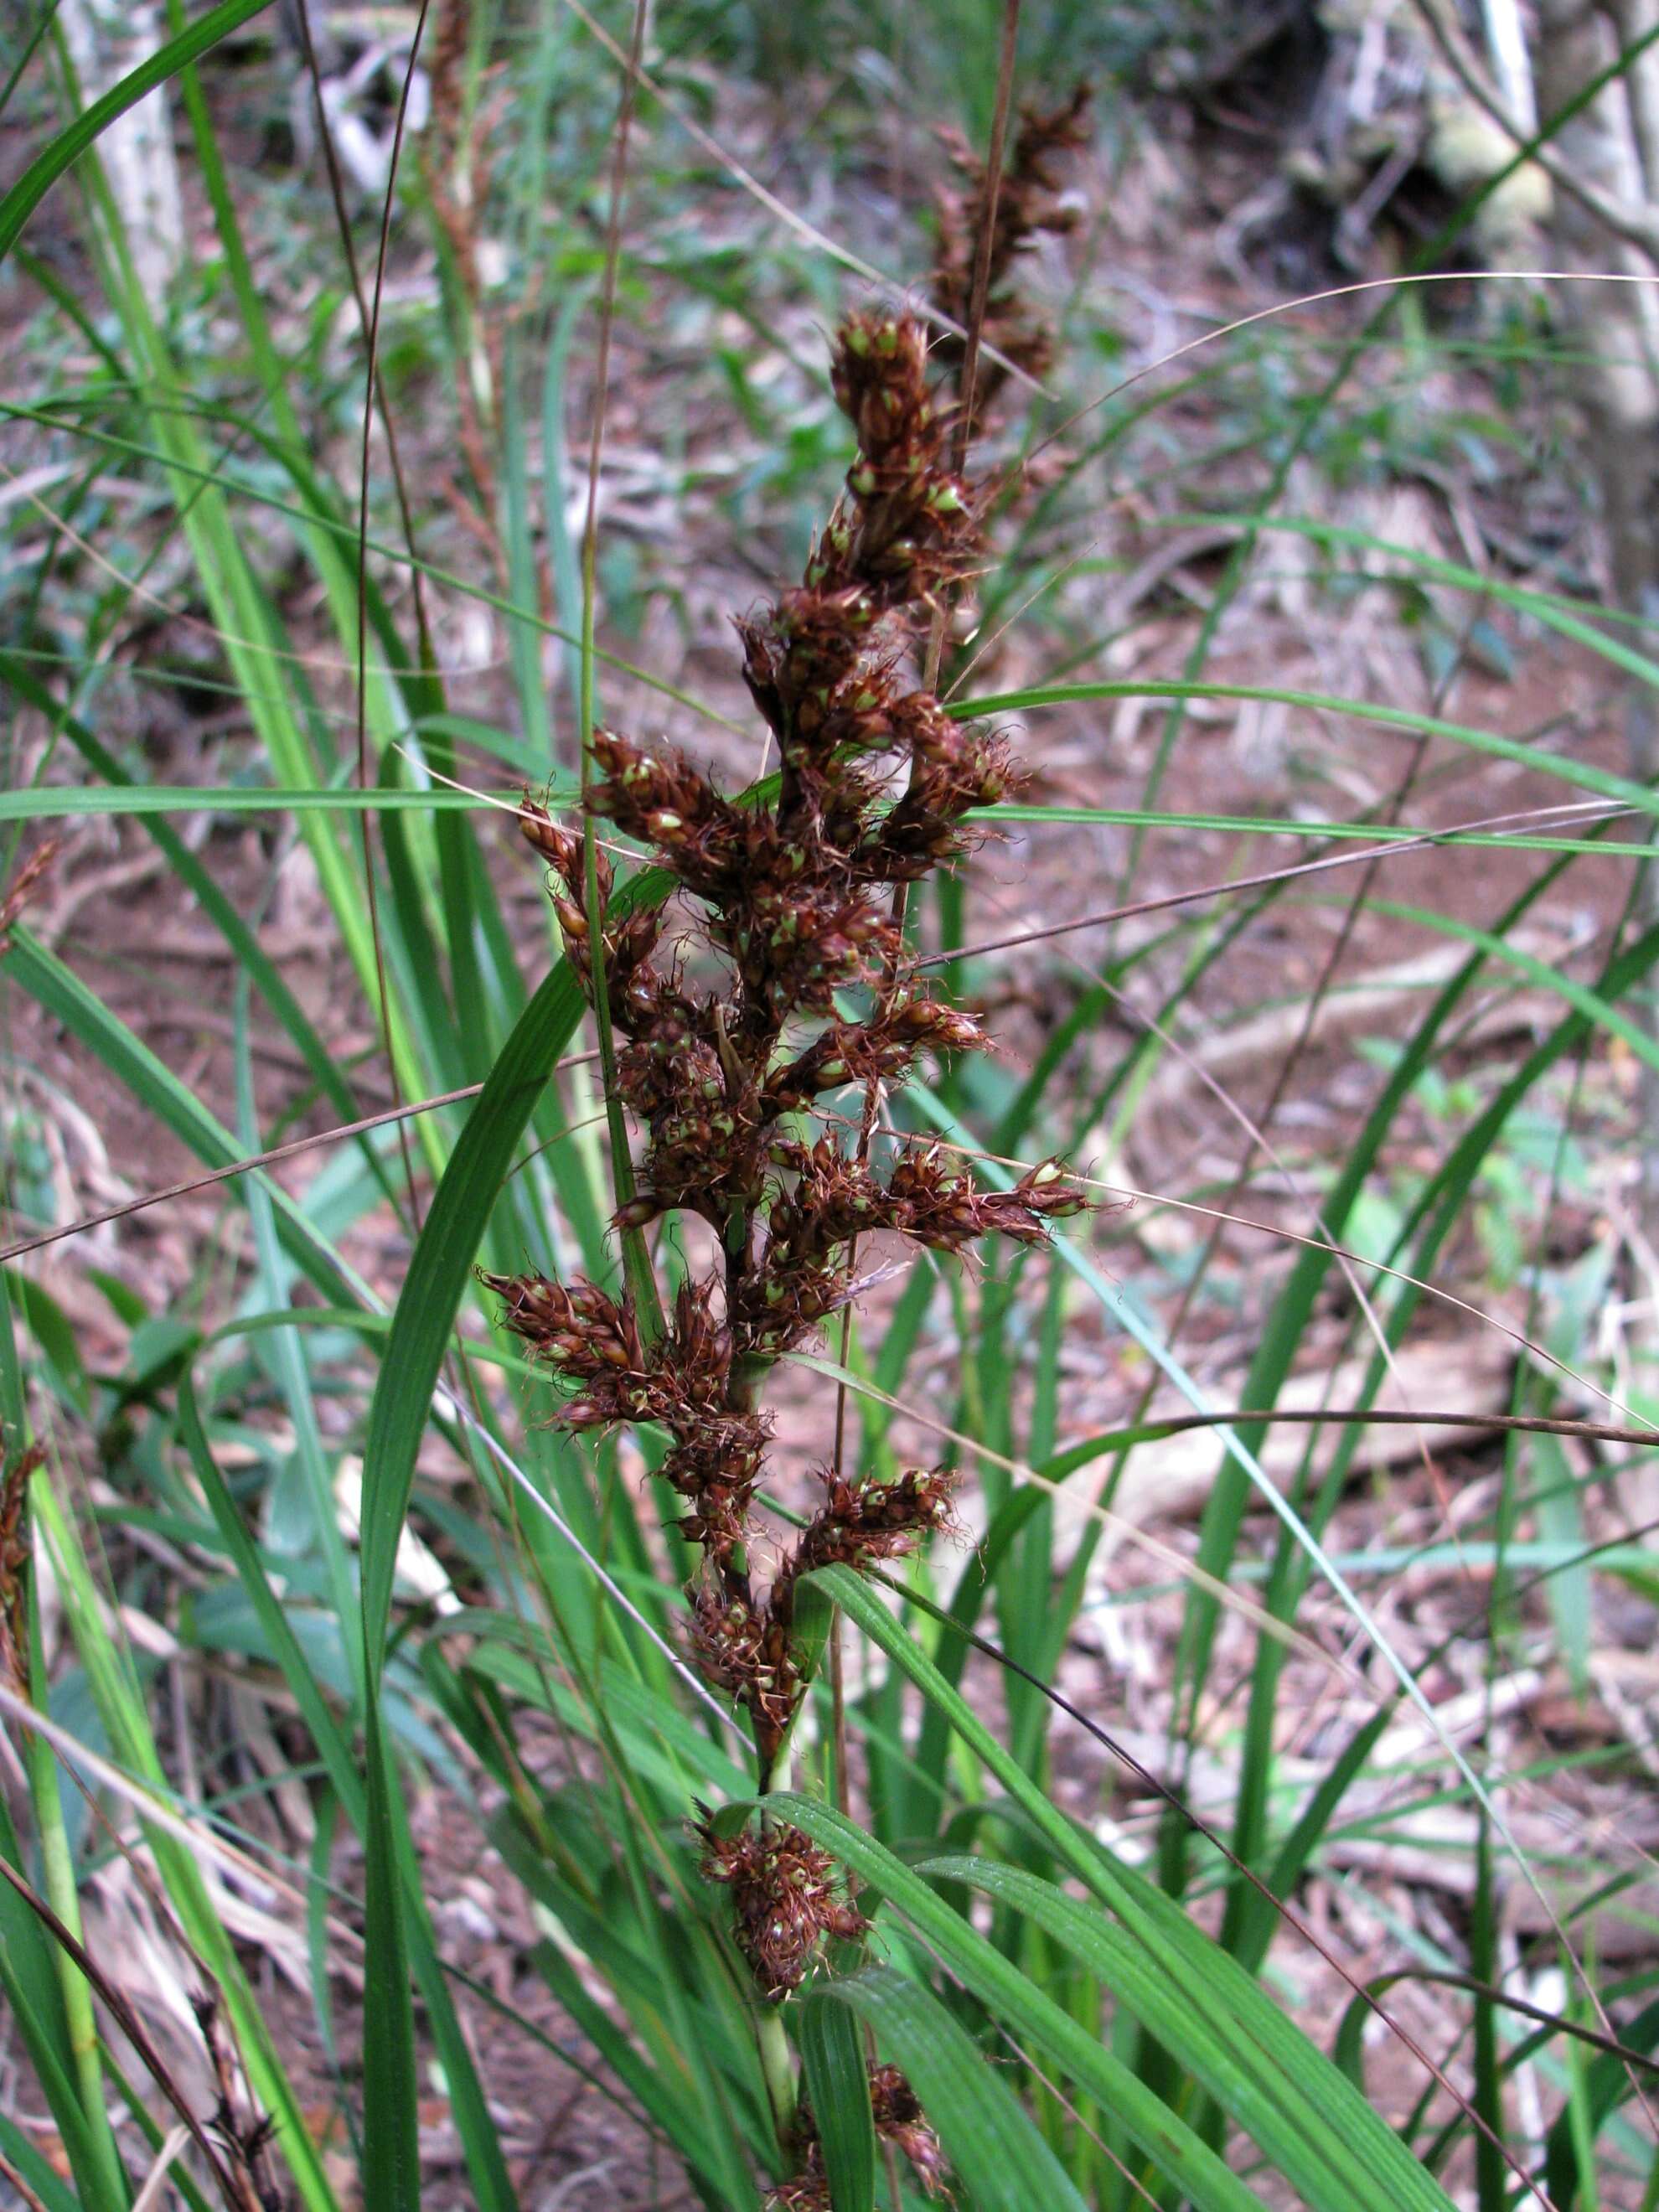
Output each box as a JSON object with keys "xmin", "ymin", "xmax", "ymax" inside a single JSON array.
[
  {"xmin": 768, "ymin": 2063, "xmax": 950, "ymax": 2208},
  {"xmin": 931, "ymin": 82, "xmax": 1092, "ymax": 427},
  {"xmin": 425, "ymin": 0, "xmax": 471, "ymax": 175},
  {"xmin": 0, "ymin": 1442, "xmax": 42, "ymax": 1701},
  {"xmin": 695, "ymin": 1817, "xmax": 869, "ymax": 2002},
  {"xmin": 0, "ymin": 838, "xmax": 59, "ymax": 959},
  {"xmin": 491, "ymin": 306, "xmax": 1090, "ymax": 2017}
]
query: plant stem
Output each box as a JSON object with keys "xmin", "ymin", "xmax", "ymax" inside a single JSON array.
[
  {"xmin": 755, "ymin": 1727, "xmax": 799, "ymax": 2144},
  {"xmin": 756, "ymin": 2003, "xmax": 798, "ymax": 2144},
  {"xmin": 26, "ymin": 1732, "xmax": 125, "ymax": 2206},
  {"xmin": 578, "ymin": 0, "xmax": 661, "ymax": 1338}
]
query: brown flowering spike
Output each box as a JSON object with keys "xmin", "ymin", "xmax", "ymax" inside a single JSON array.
[
  {"xmin": 868, "ymin": 2065, "xmax": 949, "ymax": 2198},
  {"xmin": 884, "ymin": 1145, "xmax": 1088, "ymax": 1253},
  {"xmin": 774, "ymin": 1465, "xmax": 960, "ymax": 1618},
  {"xmin": 481, "ymin": 1269, "xmax": 640, "ymax": 1374},
  {"xmin": 505, "ymin": 302, "xmax": 1096, "ymax": 2042},
  {"xmin": 0, "ymin": 1443, "xmax": 43, "ymax": 1701},
  {"xmin": 932, "ymin": 83, "xmax": 1092, "ymax": 424},
  {"xmin": 762, "ymin": 996, "xmax": 985, "ymax": 1115},
  {"xmin": 764, "ymin": 2180, "xmax": 830, "ymax": 2212},
  {"xmin": 518, "ymin": 794, "xmax": 592, "ymax": 889},
  {"xmin": 591, "ymin": 730, "xmax": 747, "ymax": 897},
  {"xmin": 695, "ymin": 1817, "xmax": 868, "ymax": 2000},
  {"xmin": 770, "ymin": 2062, "xmax": 950, "ymax": 2208},
  {"xmin": 0, "ymin": 839, "xmax": 59, "ymax": 959},
  {"xmin": 863, "ymin": 702, "xmax": 1021, "ymax": 881},
  {"xmin": 687, "ymin": 1586, "xmax": 802, "ymax": 1748},
  {"xmin": 518, "ymin": 793, "xmax": 668, "ymax": 1011}
]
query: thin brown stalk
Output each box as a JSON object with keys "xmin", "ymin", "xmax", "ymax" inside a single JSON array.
[
  {"xmin": 827, "ymin": 0, "xmax": 1024, "ymax": 1858},
  {"xmin": 577, "ymin": 0, "xmax": 659, "ymax": 1336},
  {"xmin": 910, "ymin": 796, "xmax": 1638, "ymax": 969},
  {"xmin": 353, "ymin": 0, "xmax": 437, "ymax": 1232},
  {"xmin": 0, "ymin": 1854, "xmax": 252, "ymax": 2206},
  {"xmin": 291, "ymin": 0, "xmax": 438, "ymax": 669}
]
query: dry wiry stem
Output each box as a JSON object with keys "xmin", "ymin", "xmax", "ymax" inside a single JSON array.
[
  {"xmin": 193, "ymin": 1992, "xmax": 288, "ymax": 2212},
  {"xmin": 0, "ymin": 1855, "xmax": 271, "ymax": 2209}
]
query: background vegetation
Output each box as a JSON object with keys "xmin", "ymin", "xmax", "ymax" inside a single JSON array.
[{"xmin": 6, "ymin": 1, "xmax": 1659, "ymax": 2206}]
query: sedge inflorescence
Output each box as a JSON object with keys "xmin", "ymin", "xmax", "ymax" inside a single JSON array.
[
  {"xmin": 931, "ymin": 82, "xmax": 1093, "ymax": 432},
  {"xmin": 484, "ymin": 87, "xmax": 1090, "ymax": 2206},
  {"xmin": 693, "ymin": 1815, "xmax": 870, "ymax": 2003},
  {"xmin": 488, "ymin": 307, "xmax": 1086, "ymax": 1825},
  {"xmin": 766, "ymin": 2064, "xmax": 948, "ymax": 2209}
]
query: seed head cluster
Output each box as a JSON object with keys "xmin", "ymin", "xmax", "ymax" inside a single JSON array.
[
  {"xmin": 0, "ymin": 1442, "xmax": 40, "ymax": 1703},
  {"xmin": 931, "ymin": 83, "xmax": 1093, "ymax": 429},
  {"xmin": 767, "ymin": 2063, "xmax": 948, "ymax": 2208},
  {"xmin": 490, "ymin": 305, "xmax": 1088, "ymax": 2024},
  {"xmin": 694, "ymin": 1817, "xmax": 868, "ymax": 2003}
]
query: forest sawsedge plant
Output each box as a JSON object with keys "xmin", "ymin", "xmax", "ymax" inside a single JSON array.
[
  {"xmin": 16, "ymin": 8, "xmax": 1659, "ymax": 2203},
  {"xmin": 482, "ymin": 95, "xmax": 1092, "ymax": 2205}
]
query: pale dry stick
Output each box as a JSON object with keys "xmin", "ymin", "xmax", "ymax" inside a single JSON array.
[
  {"xmin": 556, "ymin": 0, "xmax": 1046, "ymax": 400},
  {"xmin": 129, "ymin": 2127, "xmax": 191, "ymax": 2212},
  {"xmin": 352, "ymin": 0, "xmax": 436, "ymax": 1235}
]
